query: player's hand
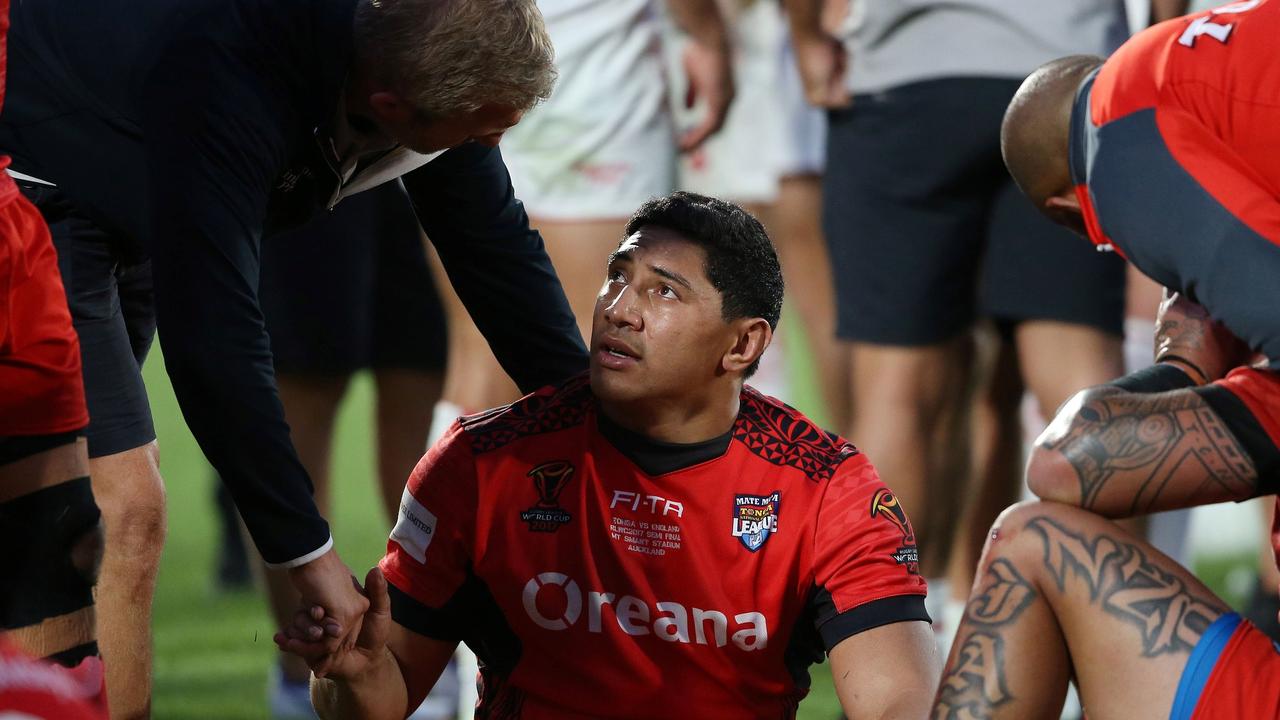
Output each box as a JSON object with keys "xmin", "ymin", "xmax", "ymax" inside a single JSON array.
[
  {"xmin": 679, "ymin": 35, "xmax": 735, "ymax": 152},
  {"xmin": 275, "ymin": 566, "xmax": 392, "ymax": 680},
  {"xmin": 1154, "ymin": 290, "xmax": 1252, "ymax": 384},
  {"xmin": 283, "ymin": 548, "xmax": 370, "ymax": 674},
  {"xmin": 792, "ymin": 32, "xmax": 849, "ymax": 109}
]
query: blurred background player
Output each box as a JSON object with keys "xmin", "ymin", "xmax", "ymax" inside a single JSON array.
[
  {"xmin": 428, "ymin": 0, "xmax": 734, "ymax": 446},
  {"xmin": 0, "ymin": 0, "xmax": 104, "ymax": 705},
  {"xmin": 0, "ymin": 0, "xmax": 587, "ymax": 715},
  {"xmin": 244, "ymin": 182, "xmax": 451, "ymax": 718},
  {"xmin": 283, "ymin": 192, "xmax": 938, "ymax": 720},
  {"xmin": 786, "ymin": 0, "xmax": 1133, "ymax": 647},
  {"xmin": 672, "ymin": 0, "xmax": 847, "ymax": 425}
]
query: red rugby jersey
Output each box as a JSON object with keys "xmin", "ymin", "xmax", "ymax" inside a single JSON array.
[
  {"xmin": 1072, "ymin": 0, "xmax": 1280, "ymax": 255},
  {"xmin": 0, "ymin": 0, "xmax": 16, "ymax": 208},
  {"xmin": 0, "ymin": 637, "xmax": 107, "ymax": 720},
  {"xmin": 381, "ymin": 375, "xmax": 928, "ymax": 720}
]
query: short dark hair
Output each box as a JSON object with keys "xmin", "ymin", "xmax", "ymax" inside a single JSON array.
[{"xmin": 624, "ymin": 192, "xmax": 784, "ymax": 377}]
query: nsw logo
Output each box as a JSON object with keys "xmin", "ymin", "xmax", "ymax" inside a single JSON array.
[
  {"xmin": 731, "ymin": 491, "xmax": 781, "ymax": 551},
  {"xmin": 520, "ymin": 461, "xmax": 574, "ymax": 532}
]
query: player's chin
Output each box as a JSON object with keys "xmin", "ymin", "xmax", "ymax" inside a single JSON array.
[{"xmin": 589, "ymin": 364, "xmax": 645, "ymax": 402}]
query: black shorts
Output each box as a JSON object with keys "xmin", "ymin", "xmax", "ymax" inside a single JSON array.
[
  {"xmin": 22, "ymin": 180, "xmax": 447, "ymax": 459},
  {"xmin": 22, "ymin": 182, "xmax": 157, "ymax": 459},
  {"xmin": 823, "ymin": 77, "xmax": 1125, "ymax": 346},
  {"xmin": 259, "ymin": 181, "xmax": 447, "ymax": 375}
]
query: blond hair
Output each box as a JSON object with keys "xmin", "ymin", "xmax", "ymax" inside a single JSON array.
[{"xmin": 354, "ymin": 0, "xmax": 556, "ymax": 119}]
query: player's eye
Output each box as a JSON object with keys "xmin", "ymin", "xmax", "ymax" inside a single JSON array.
[
  {"xmin": 607, "ymin": 268, "xmax": 626, "ymax": 284},
  {"xmin": 657, "ymin": 283, "xmax": 679, "ymax": 299}
]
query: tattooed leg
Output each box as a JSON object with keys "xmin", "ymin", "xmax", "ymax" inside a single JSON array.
[
  {"xmin": 934, "ymin": 540, "xmax": 1069, "ymax": 720},
  {"xmin": 933, "ymin": 500, "xmax": 1229, "ymax": 720}
]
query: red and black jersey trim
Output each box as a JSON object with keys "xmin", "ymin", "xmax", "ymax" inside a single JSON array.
[
  {"xmin": 1194, "ymin": 383, "xmax": 1280, "ymax": 495},
  {"xmin": 462, "ymin": 374, "xmax": 593, "ymax": 454},
  {"xmin": 812, "ymin": 592, "xmax": 931, "ymax": 652},
  {"xmin": 734, "ymin": 387, "xmax": 859, "ymax": 482}
]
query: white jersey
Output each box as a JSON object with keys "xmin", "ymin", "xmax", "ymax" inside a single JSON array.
[
  {"xmin": 673, "ymin": 0, "xmax": 825, "ymax": 204},
  {"xmin": 501, "ymin": 0, "xmax": 675, "ymax": 219}
]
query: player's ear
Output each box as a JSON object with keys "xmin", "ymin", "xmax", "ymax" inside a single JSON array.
[
  {"xmin": 722, "ymin": 318, "xmax": 772, "ymax": 375},
  {"xmin": 368, "ymin": 90, "xmax": 415, "ymax": 127},
  {"xmin": 1043, "ymin": 190, "xmax": 1082, "ymax": 216}
]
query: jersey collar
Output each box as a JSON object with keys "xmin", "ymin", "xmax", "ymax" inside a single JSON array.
[
  {"xmin": 1069, "ymin": 69, "xmax": 1125, "ymax": 258},
  {"xmin": 595, "ymin": 408, "xmax": 732, "ymax": 476}
]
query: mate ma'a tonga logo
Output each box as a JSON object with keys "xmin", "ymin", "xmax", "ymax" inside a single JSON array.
[
  {"xmin": 521, "ymin": 461, "xmax": 574, "ymax": 532},
  {"xmin": 732, "ymin": 491, "xmax": 781, "ymax": 552}
]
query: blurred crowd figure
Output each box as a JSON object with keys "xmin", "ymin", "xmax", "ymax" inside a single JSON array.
[
  {"xmin": 200, "ymin": 1, "xmax": 1279, "ymax": 719},
  {"xmin": 795, "ymin": 1, "xmax": 1135, "ymax": 657}
]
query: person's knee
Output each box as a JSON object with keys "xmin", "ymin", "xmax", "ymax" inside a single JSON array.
[
  {"xmin": 94, "ymin": 443, "xmax": 166, "ymax": 566},
  {"xmin": 0, "ymin": 477, "xmax": 103, "ymax": 664},
  {"xmin": 981, "ymin": 500, "xmax": 1072, "ymax": 570},
  {"xmin": 1024, "ymin": 443, "xmax": 1082, "ymax": 506}
]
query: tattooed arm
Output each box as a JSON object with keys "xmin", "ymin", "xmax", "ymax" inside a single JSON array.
[{"xmin": 1027, "ymin": 292, "xmax": 1264, "ymax": 517}]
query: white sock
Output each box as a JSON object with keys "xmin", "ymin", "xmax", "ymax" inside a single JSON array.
[
  {"xmin": 936, "ymin": 598, "xmax": 967, "ymax": 666},
  {"xmin": 427, "ymin": 400, "xmax": 465, "ymax": 449}
]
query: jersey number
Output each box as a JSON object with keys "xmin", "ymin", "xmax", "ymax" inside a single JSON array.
[{"xmin": 1178, "ymin": 0, "xmax": 1260, "ymax": 48}]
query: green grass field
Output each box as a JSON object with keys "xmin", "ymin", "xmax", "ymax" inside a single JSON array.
[{"xmin": 144, "ymin": 343, "xmax": 1255, "ymax": 719}]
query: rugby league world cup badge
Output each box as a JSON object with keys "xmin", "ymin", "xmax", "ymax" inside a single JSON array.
[{"xmin": 521, "ymin": 461, "xmax": 574, "ymax": 532}]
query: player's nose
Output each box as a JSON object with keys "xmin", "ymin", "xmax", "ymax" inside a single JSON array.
[{"xmin": 602, "ymin": 286, "xmax": 641, "ymax": 329}]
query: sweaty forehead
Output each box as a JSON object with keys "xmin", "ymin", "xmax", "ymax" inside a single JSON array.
[{"xmin": 611, "ymin": 227, "xmax": 707, "ymax": 272}]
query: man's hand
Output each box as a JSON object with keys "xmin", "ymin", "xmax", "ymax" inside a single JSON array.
[
  {"xmin": 679, "ymin": 35, "xmax": 734, "ymax": 152},
  {"xmin": 792, "ymin": 32, "xmax": 849, "ymax": 109},
  {"xmin": 1154, "ymin": 290, "xmax": 1252, "ymax": 384},
  {"xmin": 283, "ymin": 548, "xmax": 370, "ymax": 675},
  {"xmin": 276, "ymin": 566, "xmax": 391, "ymax": 680}
]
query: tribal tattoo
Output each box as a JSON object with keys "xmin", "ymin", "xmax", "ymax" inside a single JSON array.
[
  {"xmin": 934, "ymin": 560, "xmax": 1038, "ymax": 719},
  {"xmin": 1028, "ymin": 516, "xmax": 1226, "ymax": 657},
  {"xmin": 1037, "ymin": 389, "xmax": 1256, "ymax": 514}
]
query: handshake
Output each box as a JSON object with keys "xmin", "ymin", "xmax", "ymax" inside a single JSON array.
[{"xmin": 275, "ymin": 549, "xmax": 393, "ymax": 682}]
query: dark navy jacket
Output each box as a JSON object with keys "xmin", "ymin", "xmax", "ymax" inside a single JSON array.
[{"xmin": 0, "ymin": 0, "xmax": 588, "ymax": 564}]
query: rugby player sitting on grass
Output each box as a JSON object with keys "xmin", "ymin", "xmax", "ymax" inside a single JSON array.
[
  {"xmin": 933, "ymin": 5, "xmax": 1280, "ymax": 717},
  {"xmin": 278, "ymin": 191, "xmax": 939, "ymax": 719}
]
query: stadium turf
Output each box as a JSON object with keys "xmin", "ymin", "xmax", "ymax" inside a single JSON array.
[{"xmin": 145, "ymin": 333, "xmax": 1252, "ymax": 719}]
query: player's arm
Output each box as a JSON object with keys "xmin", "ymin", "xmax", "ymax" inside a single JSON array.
[
  {"xmin": 782, "ymin": 0, "xmax": 849, "ymax": 108},
  {"xmin": 298, "ymin": 423, "xmax": 481, "ymax": 716},
  {"xmin": 304, "ymin": 568, "xmax": 457, "ymax": 720},
  {"xmin": 664, "ymin": 0, "xmax": 733, "ymax": 151},
  {"xmin": 813, "ymin": 455, "xmax": 938, "ymax": 719},
  {"xmin": 1028, "ymin": 292, "xmax": 1278, "ymax": 516},
  {"xmin": 830, "ymin": 621, "xmax": 936, "ymax": 720},
  {"xmin": 139, "ymin": 31, "xmax": 366, "ymax": 653},
  {"xmin": 402, "ymin": 144, "xmax": 588, "ymax": 394}
]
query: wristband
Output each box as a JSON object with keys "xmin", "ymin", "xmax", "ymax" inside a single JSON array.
[{"xmin": 1107, "ymin": 363, "xmax": 1197, "ymax": 393}]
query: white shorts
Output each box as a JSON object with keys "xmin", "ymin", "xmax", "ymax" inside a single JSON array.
[
  {"xmin": 501, "ymin": 0, "xmax": 676, "ymax": 221},
  {"xmin": 671, "ymin": 1, "xmax": 826, "ymax": 205}
]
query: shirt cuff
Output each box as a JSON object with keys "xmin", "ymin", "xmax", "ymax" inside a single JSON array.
[
  {"xmin": 818, "ymin": 594, "xmax": 931, "ymax": 652},
  {"xmin": 263, "ymin": 535, "xmax": 333, "ymax": 570}
]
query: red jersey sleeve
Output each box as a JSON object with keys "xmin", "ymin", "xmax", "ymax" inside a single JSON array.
[
  {"xmin": 379, "ymin": 421, "xmax": 479, "ymax": 639},
  {"xmin": 1194, "ymin": 366, "xmax": 1280, "ymax": 495},
  {"xmin": 810, "ymin": 453, "xmax": 930, "ymax": 651}
]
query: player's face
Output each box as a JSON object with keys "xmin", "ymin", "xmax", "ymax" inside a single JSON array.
[
  {"xmin": 384, "ymin": 103, "xmax": 524, "ymax": 154},
  {"xmin": 589, "ymin": 228, "xmax": 740, "ymax": 404}
]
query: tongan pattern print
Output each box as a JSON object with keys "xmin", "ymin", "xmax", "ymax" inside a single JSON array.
[{"xmin": 734, "ymin": 387, "xmax": 859, "ymax": 482}]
